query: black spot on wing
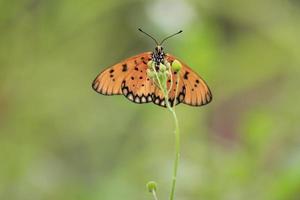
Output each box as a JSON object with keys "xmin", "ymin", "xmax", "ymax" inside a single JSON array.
[
  {"xmin": 183, "ymin": 71, "xmax": 189, "ymax": 80},
  {"xmin": 122, "ymin": 64, "xmax": 128, "ymax": 72}
]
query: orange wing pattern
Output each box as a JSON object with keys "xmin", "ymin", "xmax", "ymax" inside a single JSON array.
[
  {"xmin": 92, "ymin": 52, "xmax": 212, "ymax": 107},
  {"xmin": 121, "ymin": 60, "xmax": 157, "ymax": 103},
  {"xmin": 92, "ymin": 52, "xmax": 155, "ymax": 103},
  {"xmin": 166, "ymin": 54, "xmax": 212, "ymax": 106}
]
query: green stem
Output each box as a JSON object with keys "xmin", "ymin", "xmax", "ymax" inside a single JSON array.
[
  {"xmin": 165, "ymin": 93, "xmax": 180, "ymax": 200},
  {"xmin": 151, "ymin": 63, "xmax": 181, "ymax": 200},
  {"xmin": 152, "ymin": 190, "xmax": 159, "ymax": 200},
  {"xmin": 162, "ymin": 75, "xmax": 180, "ymax": 200}
]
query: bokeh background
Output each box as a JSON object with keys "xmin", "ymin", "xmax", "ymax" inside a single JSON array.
[{"xmin": 1, "ymin": 0, "xmax": 300, "ymax": 199}]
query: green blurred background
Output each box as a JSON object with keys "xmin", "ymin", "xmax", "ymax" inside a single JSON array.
[{"xmin": 1, "ymin": 0, "xmax": 300, "ymax": 199}]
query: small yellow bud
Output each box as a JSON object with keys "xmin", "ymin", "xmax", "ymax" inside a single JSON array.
[{"xmin": 172, "ymin": 59, "xmax": 182, "ymax": 72}]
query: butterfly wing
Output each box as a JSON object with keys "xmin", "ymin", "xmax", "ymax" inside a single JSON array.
[
  {"xmin": 92, "ymin": 52, "xmax": 155, "ymax": 103},
  {"xmin": 162, "ymin": 54, "xmax": 212, "ymax": 107},
  {"xmin": 121, "ymin": 65, "xmax": 156, "ymax": 104},
  {"xmin": 92, "ymin": 52, "xmax": 212, "ymax": 107}
]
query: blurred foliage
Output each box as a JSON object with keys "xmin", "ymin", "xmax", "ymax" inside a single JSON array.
[{"xmin": 0, "ymin": 0, "xmax": 300, "ymax": 200}]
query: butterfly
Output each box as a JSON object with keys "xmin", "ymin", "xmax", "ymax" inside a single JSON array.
[{"xmin": 92, "ymin": 29, "xmax": 212, "ymax": 107}]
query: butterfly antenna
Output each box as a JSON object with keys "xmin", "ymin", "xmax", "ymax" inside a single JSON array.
[
  {"xmin": 138, "ymin": 28, "xmax": 159, "ymax": 45},
  {"xmin": 160, "ymin": 30, "xmax": 183, "ymax": 45}
]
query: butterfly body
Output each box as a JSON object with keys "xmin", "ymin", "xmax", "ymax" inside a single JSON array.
[
  {"xmin": 152, "ymin": 46, "xmax": 165, "ymax": 66},
  {"xmin": 92, "ymin": 29, "xmax": 212, "ymax": 107}
]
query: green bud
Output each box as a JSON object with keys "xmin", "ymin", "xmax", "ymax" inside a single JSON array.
[
  {"xmin": 159, "ymin": 63, "xmax": 167, "ymax": 72},
  {"xmin": 147, "ymin": 60, "xmax": 154, "ymax": 68},
  {"xmin": 172, "ymin": 59, "xmax": 182, "ymax": 72},
  {"xmin": 146, "ymin": 181, "xmax": 157, "ymax": 192}
]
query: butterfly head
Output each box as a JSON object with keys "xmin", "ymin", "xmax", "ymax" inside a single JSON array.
[
  {"xmin": 138, "ymin": 29, "xmax": 182, "ymax": 65},
  {"xmin": 155, "ymin": 45, "xmax": 164, "ymax": 54}
]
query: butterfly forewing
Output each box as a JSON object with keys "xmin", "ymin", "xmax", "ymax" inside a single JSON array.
[{"xmin": 92, "ymin": 52, "xmax": 155, "ymax": 103}]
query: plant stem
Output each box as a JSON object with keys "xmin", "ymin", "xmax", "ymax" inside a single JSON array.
[
  {"xmin": 163, "ymin": 74, "xmax": 180, "ymax": 200},
  {"xmin": 162, "ymin": 73, "xmax": 180, "ymax": 200},
  {"xmin": 152, "ymin": 190, "xmax": 159, "ymax": 200},
  {"xmin": 165, "ymin": 95, "xmax": 180, "ymax": 200},
  {"xmin": 151, "ymin": 63, "xmax": 181, "ymax": 200}
]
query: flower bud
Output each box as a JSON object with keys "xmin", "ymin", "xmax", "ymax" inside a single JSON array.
[
  {"xmin": 172, "ymin": 59, "xmax": 182, "ymax": 72},
  {"xmin": 146, "ymin": 181, "xmax": 157, "ymax": 192}
]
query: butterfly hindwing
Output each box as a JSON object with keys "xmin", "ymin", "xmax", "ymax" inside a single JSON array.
[
  {"xmin": 121, "ymin": 59, "xmax": 156, "ymax": 104},
  {"xmin": 165, "ymin": 54, "xmax": 212, "ymax": 106}
]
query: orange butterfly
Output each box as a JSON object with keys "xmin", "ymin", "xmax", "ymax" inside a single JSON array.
[{"xmin": 92, "ymin": 29, "xmax": 212, "ymax": 107}]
